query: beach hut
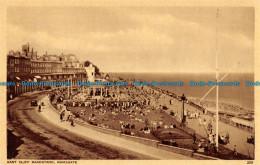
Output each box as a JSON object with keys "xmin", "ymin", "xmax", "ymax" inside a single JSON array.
[{"xmin": 230, "ymin": 117, "xmax": 254, "ymax": 132}]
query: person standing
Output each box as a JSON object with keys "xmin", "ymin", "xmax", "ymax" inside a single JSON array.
[
  {"xmin": 60, "ymin": 110, "xmax": 65, "ymax": 122},
  {"xmin": 226, "ymin": 132, "xmax": 230, "ymax": 144},
  {"xmin": 193, "ymin": 133, "xmax": 197, "ymax": 144},
  {"xmin": 70, "ymin": 115, "xmax": 75, "ymax": 127},
  {"xmin": 203, "ymin": 118, "xmax": 207, "ymax": 126},
  {"xmin": 38, "ymin": 105, "xmax": 41, "ymax": 112},
  {"xmin": 233, "ymin": 145, "xmax": 237, "ymax": 156}
]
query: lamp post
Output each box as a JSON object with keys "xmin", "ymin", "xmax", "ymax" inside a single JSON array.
[
  {"xmin": 181, "ymin": 93, "xmax": 187, "ymax": 125},
  {"xmin": 67, "ymin": 78, "xmax": 69, "ymax": 98}
]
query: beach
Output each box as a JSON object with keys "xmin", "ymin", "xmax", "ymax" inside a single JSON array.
[{"xmin": 112, "ymin": 72, "xmax": 254, "ymax": 111}]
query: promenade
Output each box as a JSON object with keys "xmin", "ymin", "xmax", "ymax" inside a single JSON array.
[
  {"xmin": 158, "ymin": 93, "xmax": 254, "ymax": 158},
  {"xmin": 39, "ymin": 95, "xmax": 194, "ymax": 160}
]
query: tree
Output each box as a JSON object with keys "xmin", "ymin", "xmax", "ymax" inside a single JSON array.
[{"xmin": 84, "ymin": 60, "xmax": 91, "ymax": 67}]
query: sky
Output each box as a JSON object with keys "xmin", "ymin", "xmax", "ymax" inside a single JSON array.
[{"xmin": 7, "ymin": 6, "xmax": 254, "ymax": 73}]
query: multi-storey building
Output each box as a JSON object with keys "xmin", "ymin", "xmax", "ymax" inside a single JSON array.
[
  {"xmin": 7, "ymin": 44, "xmax": 90, "ymax": 99},
  {"xmin": 7, "ymin": 51, "xmax": 31, "ymax": 79},
  {"xmin": 30, "ymin": 60, "xmax": 63, "ymax": 75}
]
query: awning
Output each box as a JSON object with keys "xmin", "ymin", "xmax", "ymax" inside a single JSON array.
[
  {"xmin": 35, "ymin": 76, "xmax": 41, "ymax": 79},
  {"xmin": 16, "ymin": 77, "xmax": 20, "ymax": 80}
]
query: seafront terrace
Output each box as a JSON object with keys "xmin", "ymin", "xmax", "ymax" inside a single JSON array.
[{"xmin": 47, "ymin": 83, "xmax": 253, "ymax": 159}]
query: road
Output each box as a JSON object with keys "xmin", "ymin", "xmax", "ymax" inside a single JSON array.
[
  {"xmin": 7, "ymin": 91, "xmax": 193, "ymax": 160},
  {"xmin": 7, "ymin": 91, "xmax": 151, "ymax": 159}
]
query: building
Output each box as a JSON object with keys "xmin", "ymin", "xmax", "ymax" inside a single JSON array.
[
  {"xmin": 7, "ymin": 50, "xmax": 32, "ymax": 97},
  {"xmin": 7, "ymin": 44, "xmax": 88, "ymax": 99},
  {"xmin": 85, "ymin": 64, "xmax": 95, "ymax": 82}
]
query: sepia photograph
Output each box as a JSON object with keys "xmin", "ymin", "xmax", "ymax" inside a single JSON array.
[{"xmin": 1, "ymin": 2, "xmax": 259, "ymax": 164}]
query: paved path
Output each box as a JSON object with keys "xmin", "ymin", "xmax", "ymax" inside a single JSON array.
[{"xmin": 39, "ymin": 95, "xmax": 194, "ymax": 160}]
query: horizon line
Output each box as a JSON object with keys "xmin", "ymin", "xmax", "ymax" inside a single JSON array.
[{"xmin": 104, "ymin": 71, "xmax": 254, "ymax": 74}]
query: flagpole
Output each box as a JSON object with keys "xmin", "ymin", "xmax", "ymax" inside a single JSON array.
[{"xmin": 215, "ymin": 8, "xmax": 219, "ymax": 151}]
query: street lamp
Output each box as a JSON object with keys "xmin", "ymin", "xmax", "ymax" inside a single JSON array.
[{"xmin": 181, "ymin": 93, "xmax": 187, "ymax": 125}]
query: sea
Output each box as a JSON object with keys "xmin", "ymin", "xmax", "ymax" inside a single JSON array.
[{"xmin": 111, "ymin": 72, "xmax": 254, "ymax": 111}]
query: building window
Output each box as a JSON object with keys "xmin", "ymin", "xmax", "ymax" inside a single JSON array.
[
  {"xmin": 10, "ymin": 59, "xmax": 14, "ymax": 66},
  {"xmin": 15, "ymin": 59, "xmax": 19, "ymax": 64},
  {"xmin": 15, "ymin": 67, "xmax": 19, "ymax": 72}
]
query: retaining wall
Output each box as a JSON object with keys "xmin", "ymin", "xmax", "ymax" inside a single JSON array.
[
  {"xmin": 120, "ymin": 134, "xmax": 159, "ymax": 147},
  {"xmin": 158, "ymin": 144, "xmax": 193, "ymax": 157}
]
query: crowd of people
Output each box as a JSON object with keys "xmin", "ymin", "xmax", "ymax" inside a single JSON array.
[
  {"xmin": 50, "ymin": 84, "xmax": 184, "ymax": 139},
  {"xmin": 48, "ymin": 81, "xmax": 244, "ymax": 158}
]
